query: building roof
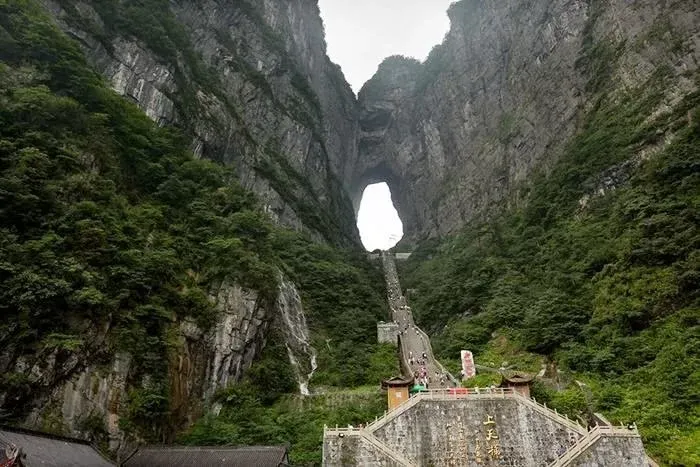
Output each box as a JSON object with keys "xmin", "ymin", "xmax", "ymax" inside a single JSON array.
[
  {"xmin": 122, "ymin": 446, "xmax": 289, "ymax": 467},
  {"xmin": 381, "ymin": 376, "xmax": 414, "ymax": 388},
  {"xmin": 500, "ymin": 371, "xmax": 535, "ymax": 384},
  {"xmin": 0, "ymin": 426, "xmax": 114, "ymax": 467}
]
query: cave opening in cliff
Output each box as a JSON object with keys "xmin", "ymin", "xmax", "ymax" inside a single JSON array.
[{"xmin": 356, "ymin": 182, "xmax": 403, "ymax": 251}]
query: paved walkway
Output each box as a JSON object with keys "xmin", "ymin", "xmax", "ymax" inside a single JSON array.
[{"xmin": 381, "ymin": 252, "xmax": 457, "ymax": 388}]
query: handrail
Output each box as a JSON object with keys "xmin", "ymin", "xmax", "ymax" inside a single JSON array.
[
  {"xmin": 324, "ymin": 426, "xmax": 362, "ymax": 435},
  {"xmin": 364, "ymin": 389, "xmax": 424, "ymax": 432},
  {"xmin": 548, "ymin": 424, "xmax": 642, "ymax": 466},
  {"xmin": 365, "ymin": 388, "xmax": 585, "ymax": 436},
  {"xmin": 548, "ymin": 425, "xmax": 604, "ymax": 466},
  {"xmin": 323, "ymin": 425, "xmax": 417, "ymax": 466},
  {"xmin": 361, "ymin": 432, "xmax": 417, "ymax": 466},
  {"xmin": 509, "ymin": 391, "xmax": 586, "ymax": 434}
]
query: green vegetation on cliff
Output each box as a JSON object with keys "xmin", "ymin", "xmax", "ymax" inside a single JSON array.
[
  {"xmin": 0, "ymin": 0, "xmax": 387, "ymax": 452},
  {"xmin": 181, "ymin": 341, "xmax": 397, "ymax": 464},
  {"xmin": 400, "ymin": 73, "xmax": 700, "ymax": 464},
  {"xmin": 53, "ymin": 0, "xmax": 356, "ymax": 246}
]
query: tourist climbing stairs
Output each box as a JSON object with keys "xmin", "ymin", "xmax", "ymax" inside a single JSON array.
[{"xmin": 381, "ymin": 251, "xmax": 457, "ymax": 388}]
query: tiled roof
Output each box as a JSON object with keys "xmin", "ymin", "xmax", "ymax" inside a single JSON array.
[
  {"xmin": 382, "ymin": 376, "xmax": 414, "ymax": 388},
  {"xmin": 123, "ymin": 445, "xmax": 289, "ymax": 467},
  {"xmin": 500, "ymin": 371, "xmax": 535, "ymax": 383},
  {"xmin": 0, "ymin": 426, "xmax": 114, "ymax": 467}
]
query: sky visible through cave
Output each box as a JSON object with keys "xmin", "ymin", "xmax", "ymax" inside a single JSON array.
[
  {"xmin": 318, "ymin": 0, "xmax": 454, "ymax": 250},
  {"xmin": 356, "ymin": 183, "xmax": 403, "ymax": 251}
]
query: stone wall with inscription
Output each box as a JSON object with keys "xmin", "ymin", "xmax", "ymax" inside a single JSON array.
[
  {"xmin": 372, "ymin": 398, "xmax": 581, "ymax": 466},
  {"xmin": 569, "ymin": 435, "xmax": 648, "ymax": 466},
  {"xmin": 323, "ymin": 391, "xmax": 650, "ymax": 466}
]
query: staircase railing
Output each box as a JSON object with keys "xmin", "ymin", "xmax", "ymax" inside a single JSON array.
[
  {"xmin": 364, "ymin": 389, "xmax": 424, "ymax": 432},
  {"xmin": 323, "ymin": 426, "xmax": 417, "ymax": 466},
  {"xmin": 365, "ymin": 388, "xmax": 585, "ymax": 435},
  {"xmin": 509, "ymin": 391, "xmax": 586, "ymax": 434},
  {"xmin": 548, "ymin": 424, "xmax": 641, "ymax": 466},
  {"xmin": 361, "ymin": 432, "xmax": 417, "ymax": 466}
]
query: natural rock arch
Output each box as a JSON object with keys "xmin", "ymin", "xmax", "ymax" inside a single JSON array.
[{"xmin": 350, "ymin": 162, "xmax": 419, "ymax": 244}]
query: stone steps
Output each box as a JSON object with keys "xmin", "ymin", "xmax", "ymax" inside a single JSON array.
[
  {"xmin": 547, "ymin": 424, "xmax": 644, "ymax": 466},
  {"xmin": 361, "ymin": 432, "xmax": 417, "ymax": 466},
  {"xmin": 380, "ymin": 251, "xmax": 457, "ymax": 387}
]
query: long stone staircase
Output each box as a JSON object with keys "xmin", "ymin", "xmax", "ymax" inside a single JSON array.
[
  {"xmin": 548, "ymin": 424, "xmax": 655, "ymax": 467},
  {"xmin": 323, "ymin": 251, "xmax": 651, "ymax": 466},
  {"xmin": 381, "ymin": 251, "xmax": 457, "ymax": 387}
]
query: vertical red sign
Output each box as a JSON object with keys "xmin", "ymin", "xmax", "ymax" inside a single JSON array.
[{"xmin": 461, "ymin": 350, "xmax": 476, "ymax": 379}]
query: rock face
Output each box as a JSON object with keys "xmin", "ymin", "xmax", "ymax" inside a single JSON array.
[
  {"xmin": 354, "ymin": 0, "xmax": 700, "ymax": 240},
  {"xmin": 3, "ymin": 0, "xmax": 349, "ymax": 449},
  {"xmin": 42, "ymin": 0, "xmax": 360, "ymax": 245},
  {"xmin": 0, "ymin": 276, "xmax": 308, "ymax": 450},
  {"xmin": 41, "ymin": 0, "xmax": 699, "ymax": 241}
]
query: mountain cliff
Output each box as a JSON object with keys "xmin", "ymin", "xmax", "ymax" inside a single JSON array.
[
  {"xmin": 43, "ymin": 0, "xmax": 360, "ymax": 245},
  {"xmin": 356, "ymin": 0, "xmax": 699, "ymax": 240},
  {"xmin": 0, "ymin": 0, "xmax": 385, "ymax": 456},
  {"xmin": 0, "ymin": 0, "xmax": 698, "ymax": 464}
]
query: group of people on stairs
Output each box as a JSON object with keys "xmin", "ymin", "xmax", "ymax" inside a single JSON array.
[{"xmin": 381, "ymin": 251, "xmax": 456, "ymax": 389}]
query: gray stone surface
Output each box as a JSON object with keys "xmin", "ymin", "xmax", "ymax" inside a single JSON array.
[
  {"xmin": 377, "ymin": 322, "xmax": 399, "ymax": 345},
  {"xmin": 42, "ymin": 0, "xmax": 360, "ymax": 245},
  {"xmin": 323, "ymin": 433, "xmax": 402, "ymax": 467},
  {"xmin": 1, "ymin": 276, "xmax": 306, "ymax": 452},
  {"xmin": 323, "ymin": 394, "xmax": 650, "ymax": 466},
  {"xmin": 353, "ymin": 0, "xmax": 700, "ymax": 240},
  {"xmin": 372, "ymin": 398, "xmax": 581, "ymax": 466},
  {"xmin": 568, "ymin": 434, "xmax": 648, "ymax": 467}
]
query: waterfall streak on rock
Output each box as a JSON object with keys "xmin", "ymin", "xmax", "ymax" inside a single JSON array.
[{"xmin": 277, "ymin": 277, "xmax": 318, "ymax": 395}]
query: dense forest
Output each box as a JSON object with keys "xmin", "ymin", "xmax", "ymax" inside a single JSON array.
[{"xmin": 400, "ymin": 68, "xmax": 700, "ymax": 464}]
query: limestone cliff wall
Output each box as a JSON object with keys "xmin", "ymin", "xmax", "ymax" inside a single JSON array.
[
  {"xmin": 0, "ymin": 277, "xmax": 310, "ymax": 453},
  {"xmin": 41, "ymin": 0, "xmax": 360, "ymax": 245},
  {"xmin": 1, "ymin": 0, "xmax": 349, "ymax": 451},
  {"xmin": 356, "ymin": 0, "xmax": 700, "ymax": 240}
]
